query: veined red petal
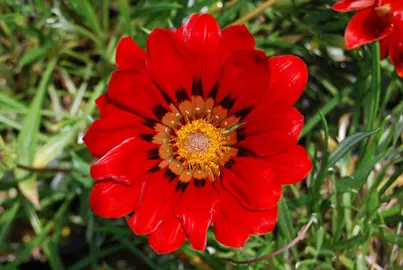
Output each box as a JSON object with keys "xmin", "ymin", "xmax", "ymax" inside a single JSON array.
[
  {"xmin": 265, "ymin": 55, "xmax": 308, "ymax": 105},
  {"xmin": 179, "ymin": 14, "xmax": 222, "ymax": 97},
  {"xmin": 146, "ymin": 28, "xmax": 193, "ymax": 101},
  {"xmin": 116, "ymin": 36, "xmax": 145, "ymax": 71},
  {"xmin": 221, "ymin": 161, "xmax": 282, "ymax": 211},
  {"xmin": 221, "ymin": 25, "xmax": 255, "ymax": 62},
  {"xmin": 241, "ymin": 103, "xmax": 303, "ymax": 156},
  {"xmin": 128, "ymin": 170, "xmax": 176, "ymax": 235},
  {"xmin": 345, "ymin": 8, "xmax": 393, "ymax": 49},
  {"xmin": 107, "ymin": 70, "xmax": 167, "ymax": 120},
  {"xmin": 265, "ymin": 145, "xmax": 312, "ymax": 185},
  {"xmin": 215, "ymin": 180, "xmax": 278, "ymax": 236},
  {"xmin": 217, "ymin": 50, "xmax": 268, "ymax": 113},
  {"xmin": 89, "ymin": 179, "xmax": 144, "ymax": 218},
  {"xmin": 83, "ymin": 113, "xmax": 153, "ymax": 158},
  {"xmin": 90, "ymin": 137, "xmax": 157, "ymax": 185},
  {"xmin": 333, "ymin": 0, "xmax": 375, "ymax": 12},
  {"xmin": 148, "ymin": 211, "xmax": 187, "ymax": 254},
  {"xmin": 175, "ymin": 181, "xmax": 218, "ymax": 251}
]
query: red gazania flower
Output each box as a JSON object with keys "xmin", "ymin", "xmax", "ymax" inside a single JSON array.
[
  {"xmin": 83, "ymin": 13, "xmax": 312, "ymax": 254},
  {"xmin": 333, "ymin": 0, "xmax": 403, "ymax": 76}
]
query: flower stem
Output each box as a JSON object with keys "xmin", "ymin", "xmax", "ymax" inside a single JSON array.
[
  {"xmin": 17, "ymin": 164, "xmax": 70, "ymax": 174},
  {"xmin": 369, "ymin": 42, "xmax": 381, "ymax": 130},
  {"xmin": 230, "ymin": 0, "xmax": 278, "ymax": 26}
]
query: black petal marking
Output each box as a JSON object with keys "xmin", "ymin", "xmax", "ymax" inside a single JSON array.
[
  {"xmin": 140, "ymin": 134, "xmax": 154, "ymax": 142},
  {"xmin": 224, "ymin": 159, "xmax": 235, "ymax": 169},
  {"xmin": 219, "ymin": 94, "xmax": 236, "ymax": 110},
  {"xmin": 164, "ymin": 169, "xmax": 177, "ymax": 182},
  {"xmin": 154, "ymin": 82, "xmax": 174, "ymax": 104},
  {"xmin": 148, "ymin": 164, "xmax": 160, "ymax": 173},
  {"xmin": 147, "ymin": 148, "xmax": 160, "ymax": 160},
  {"xmin": 234, "ymin": 107, "xmax": 253, "ymax": 119},
  {"xmin": 207, "ymin": 82, "xmax": 219, "ymax": 99},
  {"xmin": 142, "ymin": 117, "xmax": 158, "ymax": 129},
  {"xmin": 152, "ymin": 105, "xmax": 168, "ymax": 120},
  {"xmin": 175, "ymin": 88, "xmax": 189, "ymax": 103},
  {"xmin": 194, "ymin": 179, "xmax": 206, "ymax": 188},
  {"xmin": 237, "ymin": 147, "xmax": 253, "ymax": 157},
  {"xmin": 236, "ymin": 128, "xmax": 246, "ymax": 142},
  {"xmin": 192, "ymin": 78, "xmax": 203, "ymax": 96},
  {"xmin": 176, "ymin": 181, "xmax": 189, "ymax": 192}
]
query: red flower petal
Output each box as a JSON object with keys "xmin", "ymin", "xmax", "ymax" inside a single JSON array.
[
  {"xmin": 221, "ymin": 25, "xmax": 255, "ymax": 62},
  {"xmin": 83, "ymin": 113, "xmax": 153, "ymax": 158},
  {"xmin": 221, "ymin": 160, "xmax": 282, "ymax": 211},
  {"xmin": 345, "ymin": 8, "xmax": 393, "ymax": 49},
  {"xmin": 95, "ymin": 94, "xmax": 136, "ymax": 118},
  {"xmin": 217, "ymin": 50, "xmax": 268, "ymax": 113},
  {"xmin": 146, "ymin": 29, "xmax": 193, "ymax": 101},
  {"xmin": 90, "ymin": 137, "xmax": 157, "ymax": 185},
  {"xmin": 241, "ymin": 103, "xmax": 303, "ymax": 156},
  {"xmin": 175, "ymin": 181, "xmax": 218, "ymax": 251},
  {"xmin": 389, "ymin": 33, "xmax": 403, "ymax": 77},
  {"xmin": 107, "ymin": 70, "xmax": 167, "ymax": 120},
  {"xmin": 213, "ymin": 210, "xmax": 249, "ymax": 248},
  {"xmin": 215, "ymin": 180, "xmax": 278, "ymax": 237},
  {"xmin": 116, "ymin": 36, "xmax": 145, "ymax": 71},
  {"xmin": 148, "ymin": 211, "xmax": 187, "ymax": 254},
  {"xmin": 390, "ymin": 0, "xmax": 403, "ymax": 25},
  {"xmin": 128, "ymin": 170, "xmax": 177, "ymax": 235},
  {"xmin": 333, "ymin": 0, "xmax": 375, "ymax": 12},
  {"xmin": 380, "ymin": 34, "xmax": 392, "ymax": 59},
  {"xmin": 178, "ymin": 14, "xmax": 222, "ymax": 96},
  {"xmin": 265, "ymin": 55, "xmax": 308, "ymax": 105},
  {"xmin": 95, "ymin": 94, "xmax": 108, "ymax": 117},
  {"xmin": 89, "ymin": 179, "xmax": 144, "ymax": 218},
  {"xmin": 265, "ymin": 145, "xmax": 312, "ymax": 185}
]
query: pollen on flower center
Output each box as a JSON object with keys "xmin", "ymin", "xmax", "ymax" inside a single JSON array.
[
  {"xmin": 187, "ymin": 133, "xmax": 210, "ymax": 154},
  {"xmin": 174, "ymin": 119, "xmax": 227, "ymax": 170}
]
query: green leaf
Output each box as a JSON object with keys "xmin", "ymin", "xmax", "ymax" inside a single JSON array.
[
  {"xmin": 325, "ymin": 224, "xmax": 371, "ymax": 251},
  {"xmin": 328, "ymin": 129, "xmax": 379, "ymax": 168},
  {"xmin": 300, "ymin": 86, "xmax": 352, "ymax": 138},
  {"xmin": 33, "ymin": 126, "xmax": 78, "ymax": 168},
  {"xmin": 18, "ymin": 43, "xmax": 53, "ymax": 67},
  {"xmin": 67, "ymin": 0, "xmax": 104, "ymax": 37},
  {"xmin": 15, "ymin": 57, "xmax": 58, "ymax": 208},
  {"xmin": 118, "ymin": 0, "xmax": 131, "ymax": 36},
  {"xmin": 8, "ymin": 194, "xmax": 73, "ymax": 268},
  {"xmin": 0, "ymin": 201, "xmax": 20, "ymax": 247}
]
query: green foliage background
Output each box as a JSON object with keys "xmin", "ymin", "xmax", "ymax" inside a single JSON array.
[{"xmin": 0, "ymin": 0, "xmax": 402, "ymax": 269}]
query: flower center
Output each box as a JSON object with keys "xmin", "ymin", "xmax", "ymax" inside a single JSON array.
[{"xmin": 174, "ymin": 119, "xmax": 228, "ymax": 170}]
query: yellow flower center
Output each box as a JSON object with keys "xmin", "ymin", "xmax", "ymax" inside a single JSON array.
[{"xmin": 174, "ymin": 119, "xmax": 228, "ymax": 170}]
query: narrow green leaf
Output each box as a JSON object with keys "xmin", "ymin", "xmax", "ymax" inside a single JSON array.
[
  {"xmin": 328, "ymin": 129, "xmax": 379, "ymax": 168},
  {"xmin": 7, "ymin": 194, "xmax": 73, "ymax": 268},
  {"xmin": 325, "ymin": 225, "xmax": 371, "ymax": 251},
  {"xmin": 68, "ymin": 0, "xmax": 104, "ymax": 38},
  {"xmin": 118, "ymin": 0, "xmax": 131, "ymax": 36},
  {"xmin": 0, "ymin": 201, "xmax": 20, "ymax": 246},
  {"xmin": 15, "ymin": 57, "xmax": 58, "ymax": 208},
  {"xmin": 300, "ymin": 86, "xmax": 353, "ymax": 138},
  {"xmin": 19, "ymin": 43, "xmax": 52, "ymax": 67},
  {"xmin": 33, "ymin": 126, "xmax": 78, "ymax": 167}
]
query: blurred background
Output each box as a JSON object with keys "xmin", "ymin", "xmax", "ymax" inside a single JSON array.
[{"xmin": 0, "ymin": 0, "xmax": 402, "ymax": 269}]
